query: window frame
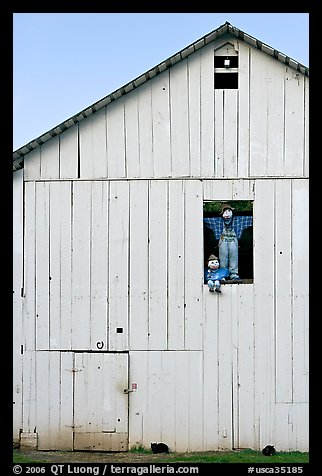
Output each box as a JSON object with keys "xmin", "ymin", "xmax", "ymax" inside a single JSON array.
[{"xmin": 203, "ymin": 200, "xmax": 254, "ymax": 285}]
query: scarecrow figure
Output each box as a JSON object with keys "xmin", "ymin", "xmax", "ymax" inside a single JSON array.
[
  {"xmin": 206, "ymin": 254, "xmax": 230, "ymax": 293},
  {"xmin": 204, "ymin": 203, "xmax": 253, "ymax": 280}
]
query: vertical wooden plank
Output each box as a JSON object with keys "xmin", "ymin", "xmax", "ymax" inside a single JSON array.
[
  {"xmin": 37, "ymin": 352, "xmax": 59, "ymax": 449},
  {"xmin": 275, "ymin": 180, "xmax": 292, "ymax": 402},
  {"xmin": 60, "ymin": 352, "xmax": 74, "ymax": 449},
  {"xmin": 232, "ymin": 178, "xmax": 255, "ymax": 200},
  {"xmin": 223, "ymin": 90, "xmax": 238, "ymax": 177},
  {"xmin": 71, "ymin": 181, "xmax": 91, "ymax": 350},
  {"xmin": 45, "ymin": 182, "xmax": 72, "ymax": 350},
  {"xmin": 48, "ymin": 182, "xmax": 62, "ymax": 350},
  {"xmin": 284, "ymin": 68, "xmax": 305, "ymax": 176},
  {"xmin": 74, "ymin": 354, "xmax": 101, "ymax": 435},
  {"xmin": 168, "ymin": 181, "xmax": 185, "ymax": 350},
  {"xmin": 13, "ymin": 170, "xmax": 23, "ymax": 439},
  {"xmin": 108, "ymin": 181, "xmax": 129, "ymax": 350},
  {"xmin": 303, "ymin": 78, "xmax": 309, "ymax": 177},
  {"xmin": 235, "ymin": 285, "xmax": 255, "ymax": 449},
  {"xmin": 106, "ymin": 100, "xmax": 126, "ymax": 178},
  {"xmin": 128, "ymin": 351, "xmax": 148, "ymax": 449},
  {"xmin": 125, "ymin": 90, "xmax": 140, "ymax": 177},
  {"xmin": 115, "ymin": 354, "xmax": 129, "ymax": 438},
  {"xmin": 160, "ymin": 352, "xmax": 176, "ymax": 449},
  {"xmin": 151, "ymin": 72, "xmax": 171, "ymax": 177},
  {"xmin": 148, "ymin": 181, "xmax": 168, "ymax": 349},
  {"xmin": 137, "ymin": 82, "xmax": 154, "ymax": 178},
  {"xmin": 253, "ymin": 180, "xmax": 276, "ymax": 448},
  {"xmin": 184, "ymin": 180, "xmax": 203, "ymax": 349},
  {"xmin": 79, "ymin": 109, "xmax": 107, "ymax": 178},
  {"xmin": 174, "ymin": 351, "xmax": 189, "ymax": 452},
  {"xmin": 90, "ymin": 181, "xmax": 109, "ymax": 350},
  {"xmin": 188, "ymin": 51, "xmax": 201, "ymax": 177},
  {"xmin": 59, "ymin": 182, "xmax": 73, "ymax": 350},
  {"xmin": 188, "ymin": 351, "xmax": 204, "ymax": 451},
  {"xmin": 73, "ymin": 353, "xmax": 87, "ymax": 439},
  {"xmin": 40, "ymin": 136, "xmax": 60, "ymax": 179},
  {"xmin": 214, "ymin": 90, "xmax": 224, "ymax": 177},
  {"xmin": 23, "ymin": 182, "xmax": 36, "ymax": 351},
  {"xmin": 293, "ymin": 403, "xmax": 309, "ymax": 451},
  {"xmin": 275, "ymin": 403, "xmax": 293, "ymax": 451},
  {"xmin": 267, "ymin": 60, "xmax": 285, "ymax": 176},
  {"xmin": 292, "ymin": 179, "xmax": 309, "ymax": 403},
  {"xmin": 237, "ymin": 42, "xmax": 250, "ymax": 178},
  {"xmin": 231, "ymin": 285, "xmax": 239, "ymax": 449},
  {"xmin": 170, "ymin": 60, "xmax": 190, "ymax": 176},
  {"xmin": 249, "ymin": 48, "xmax": 268, "ymax": 177},
  {"xmin": 24, "ymin": 148, "xmax": 41, "ymax": 181},
  {"xmin": 59, "ymin": 125, "xmax": 78, "ymax": 179},
  {"xmin": 200, "ymin": 44, "xmax": 215, "ymax": 177},
  {"xmin": 129, "ymin": 181, "xmax": 149, "ymax": 350},
  {"xmin": 35, "ymin": 182, "xmax": 50, "ymax": 350},
  {"xmin": 22, "ymin": 350, "xmax": 37, "ymax": 434},
  {"xmin": 217, "ymin": 286, "xmax": 233, "ymax": 449},
  {"xmin": 91, "ymin": 108, "xmax": 107, "ymax": 178},
  {"xmin": 145, "ymin": 352, "xmax": 162, "ymax": 443},
  {"xmin": 78, "ymin": 117, "xmax": 91, "ymax": 177},
  {"xmin": 203, "ymin": 287, "xmax": 219, "ymax": 450}
]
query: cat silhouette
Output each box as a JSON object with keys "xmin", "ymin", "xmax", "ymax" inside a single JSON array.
[
  {"xmin": 262, "ymin": 445, "xmax": 276, "ymax": 456},
  {"xmin": 151, "ymin": 442, "xmax": 169, "ymax": 454}
]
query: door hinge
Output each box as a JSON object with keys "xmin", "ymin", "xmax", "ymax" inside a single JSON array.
[
  {"xmin": 66, "ymin": 368, "xmax": 82, "ymax": 373},
  {"xmin": 65, "ymin": 424, "xmax": 82, "ymax": 429}
]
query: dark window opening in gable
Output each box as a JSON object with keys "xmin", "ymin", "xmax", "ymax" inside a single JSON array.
[
  {"xmin": 203, "ymin": 200, "xmax": 253, "ymax": 285},
  {"xmin": 214, "ymin": 73, "xmax": 238, "ymax": 89},
  {"xmin": 214, "ymin": 51, "xmax": 239, "ymax": 89}
]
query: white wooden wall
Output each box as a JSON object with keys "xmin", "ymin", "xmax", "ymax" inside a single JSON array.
[
  {"xmin": 13, "ymin": 170, "xmax": 23, "ymax": 440},
  {"xmin": 17, "ymin": 177, "xmax": 308, "ymax": 451},
  {"xmin": 15, "ymin": 34, "xmax": 309, "ymax": 451}
]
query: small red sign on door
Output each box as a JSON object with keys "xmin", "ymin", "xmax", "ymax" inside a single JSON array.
[{"xmin": 131, "ymin": 383, "xmax": 138, "ymax": 390}]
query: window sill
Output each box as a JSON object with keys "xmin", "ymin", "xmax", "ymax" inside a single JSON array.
[{"xmin": 204, "ymin": 279, "xmax": 253, "ymax": 285}]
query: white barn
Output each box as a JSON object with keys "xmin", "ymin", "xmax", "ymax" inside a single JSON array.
[{"xmin": 13, "ymin": 22, "xmax": 309, "ymax": 453}]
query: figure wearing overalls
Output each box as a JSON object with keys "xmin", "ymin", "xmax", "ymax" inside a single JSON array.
[{"xmin": 218, "ymin": 204, "xmax": 239, "ymax": 279}]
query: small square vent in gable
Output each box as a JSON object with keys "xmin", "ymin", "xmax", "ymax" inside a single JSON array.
[{"xmin": 214, "ymin": 42, "xmax": 238, "ymax": 89}]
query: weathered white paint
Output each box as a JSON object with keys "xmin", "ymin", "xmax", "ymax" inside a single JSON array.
[
  {"xmin": 14, "ymin": 31, "xmax": 309, "ymax": 452},
  {"xmin": 36, "ymin": 352, "xmax": 73, "ymax": 450},
  {"xmin": 74, "ymin": 353, "xmax": 128, "ymax": 451},
  {"xmin": 17, "ymin": 177, "xmax": 308, "ymax": 450},
  {"xmin": 108, "ymin": 181, "xmax": 129, "ymax": 351},
  {"xmin": 79, "ymin": 108, "xmax": 107, "ymax": 178},
  {"xmin": 59, "ymin": 125, "xmax": 78, "ymax": 179},
  {"xmin": 13, "ymin": 170, "xmax": 23, "ymax": 441}
]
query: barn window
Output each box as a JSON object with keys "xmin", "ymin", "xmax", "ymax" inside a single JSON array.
[
  {"xmin": 214, "ymin": 44, "xmax": 238, "ymax": 89},
  {"xmin": 203, "ymin": 200, "xmax": 253, "ymax": 284}
]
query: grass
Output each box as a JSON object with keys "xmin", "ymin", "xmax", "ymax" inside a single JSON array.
[
  {"xmin": 13, "ymin": 448, "xmax": 309, "ymax": 464},
  {"xmin": 165, "ymin": 449, "xmax": 309, "ymax": 464},
  {"xmin": 13, "ymin": 450, "xmax": 45, "ymax": 463}
]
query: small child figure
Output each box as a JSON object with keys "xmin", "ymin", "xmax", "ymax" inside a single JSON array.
[{"xmin": 206, "ymin": 254, "xmax": 230, "ymax": 293}]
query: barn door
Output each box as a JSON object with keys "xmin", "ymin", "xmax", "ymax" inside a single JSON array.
[{"xmin": 73, "ymin": 353, "xmax": 129, "ymax": 451}]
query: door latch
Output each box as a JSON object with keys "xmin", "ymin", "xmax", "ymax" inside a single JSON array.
[{"xmin": 124, "ymin": 383, "xmax": 137, "ymax": 394}]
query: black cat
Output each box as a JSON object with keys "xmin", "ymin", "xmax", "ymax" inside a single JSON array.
[
  {"xmin": 151, "ymin": 442, "xmax": 169, "ymax": 454},
  {"xmin": 262, "ymin": 445, "xmax": 276, "ymax": 456}
]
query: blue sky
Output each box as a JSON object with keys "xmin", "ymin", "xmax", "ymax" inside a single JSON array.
[{"xmin": 13, "ymin": 12, "xmax": 309, "ymax": 151}]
